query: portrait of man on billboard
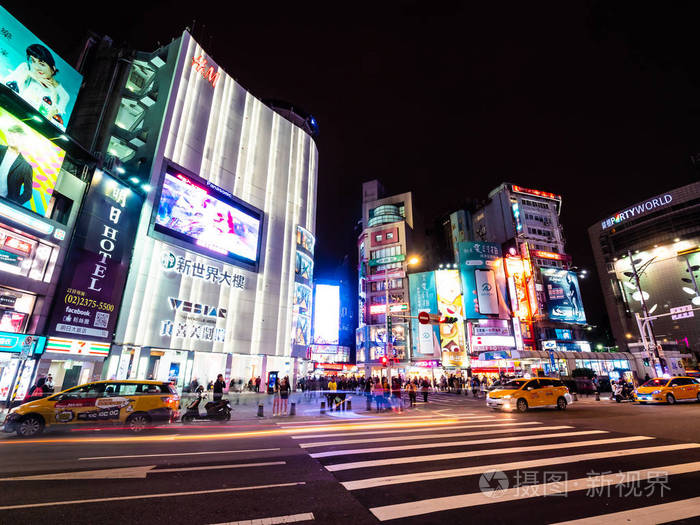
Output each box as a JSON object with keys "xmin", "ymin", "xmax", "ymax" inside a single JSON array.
[{"xmin": 0, "ymin": 124, "xmax": 33, "ymax": 205}]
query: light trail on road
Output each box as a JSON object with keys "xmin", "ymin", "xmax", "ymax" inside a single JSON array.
[{"xmin": 0, "ymin": 418, "xmax": 460, "ymax": 445}]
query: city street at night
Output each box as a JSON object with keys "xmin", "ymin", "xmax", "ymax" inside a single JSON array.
[
  {"xmin": 0, "ymin": 2, "xmax": 700, "ymax": 523},
  {"xmin": 1, "ymin": 393, "xmax": 700, "ymax": 524}
]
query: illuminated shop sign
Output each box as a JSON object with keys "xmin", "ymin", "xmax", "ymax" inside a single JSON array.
[
  {"xmin": 191, "ymin": 55, "xmax": 220, "ymax": 88},
  {"xmin": 511, "ymin": 185, "xmax": 561, "ymax": 201},
  {"xmin": 413, "ymin": 360, "xmax": 441, "ymax": 368},
  {"xmin": 369, "ymin": 303, "xmax": 409, "ymax": 315},
  {"xmin": 0, "ymin": 7, "xmax": 83, "ymax": 129},
  {"xmin": 601, "ymin": 193, "xmax": 673, "ymax": 230},
  {"xmin": 48, "ymin": 172, "xmax": 142, "ymax": 341},
  {"xmin": 161, "ymin": 251, "xmax": 246, "ymax": 289},
  {"xmin": 46, "ymin": 337, "xmax": 110, "ymax": 356},
  {"xmin": 160, "ymin": 296, "xmax": 226, "ymax": 343},
  {"xmin": 530, "ymin": 249, "xmax": 569, "ymax": 261},
  {"xmin": 0, "ymin": 332, "xmax": 45, "ymax": 354},
  {"xmin": 472, "ymin": 335, "xmax": 516, "ymax": 347},
  {"xmin": 151, "ymin": 163, "xmax": 263, "ymax": 271},
  {"xmin": 369, "ymin": 253, "xmax": 406, "ymax": 266}
]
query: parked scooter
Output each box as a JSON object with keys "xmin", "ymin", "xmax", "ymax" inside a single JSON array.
[
  {"xmin": 611, "ymin": 382, "xmax": 634, "ymax": 403},
  {"xmin": 181, "ymin": 386, "xmax": 232, "ymax": 423}
]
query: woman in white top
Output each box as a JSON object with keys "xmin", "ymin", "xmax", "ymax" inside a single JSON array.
[{"xmin": 4, "ymin": 44, "xmax": 70, "ymax": 126}]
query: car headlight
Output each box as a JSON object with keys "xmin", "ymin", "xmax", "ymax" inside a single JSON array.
[
  {"xmin": 652, "ymin": 390, "xmax": 661, "ymax": 394},
  {"xmin": 503, "ymin": 395, "xmax": 512, "ymax": 399}
]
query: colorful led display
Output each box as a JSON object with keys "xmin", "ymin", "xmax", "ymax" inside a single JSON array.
[
  {"xmin": 313, "ymin": 284, "xmax": 340, "ymax": 345},
  {"xmin": 0, "ymin": 106, "xmax": 65, "ymax": 216},
  {"xmin": 408, "ymin": 271, "xmax": 441, "ymax": 357},
  {"xmin": 152, "ymin": 165, "xmax": 262, "ymax": 268},
  {"xmin": 541, "ymin": 269, "xmax": 587, "ymax": 324},
  {"xmin": 0, "ymin": 7, "xmax": 83, "ymax": 129},
  {"xmin": 435, "ymin": 269, "xmax": 468, "ymax": 367}
]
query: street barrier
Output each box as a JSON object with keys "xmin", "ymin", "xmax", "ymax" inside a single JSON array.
[
  {"xmin": 290, "ymin": 402, "xmax": 296, "ymax": 416},
  {"xmin": 320, "ymin": 401, "xmax": 326, "ymax": 414},
  {"xmin": 257, "ymin": 403, "xmax": 264, "ymax": 417}
]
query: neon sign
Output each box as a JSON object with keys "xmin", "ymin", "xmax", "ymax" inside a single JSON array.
[
  {"xmin": 191, "ymin": 55, "xmax": 220, "ymax": 87},
  {"xmin": 601, "ymin": 194, "xmax": 673, "ymax": 230},
  {"xmin": 530, "ymin": 249, "xmax": 568, "ymax": 261},
  {"xmin": 511, "ymin": 185, "xmax": 561, "ymax": 201}
]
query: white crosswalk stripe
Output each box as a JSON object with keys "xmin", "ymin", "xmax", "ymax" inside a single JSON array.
[
  {"xmin": 298, "ymin": 424, "xmax": 569, "ymax": 447},
  {"xmin": 309, "ymin": 429, "xmax": 607, "ymax": 458},
  {"xmin": 297, "ymin": 409, "xmax": 700, "ymax": 523},
  {"xmin": 369, "ymin": 462, "xmax": 700, "ymax": 521},
  {"xmin": 325, "ymin": 436, "xmax": 652, "ymax": 471}
]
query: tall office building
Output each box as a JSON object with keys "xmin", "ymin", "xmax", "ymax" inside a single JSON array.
[{"xmin": 356, "ymin": 180, "xmax": 415, "ymax": 374}]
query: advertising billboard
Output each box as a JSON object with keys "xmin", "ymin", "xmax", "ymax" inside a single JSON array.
[
  {"xmin": 48, "ymin": 171, "xmax": 143, "ymax": 341},
  {"xmin": 458, "ymin": 241, "xmax": 508, "ymax": 319},
  {"xmin": 151, "ymin": 164, "xmax": 263, "ymax": 270},
  {"xmin": 541, "ymin": 269, "xmax": 587, "ymax": 324},
  {"xmin": 313, "ymin": 284, "xmax": 340, "ymax": 345},
  {"xmin": 0, "ymin": 7, "xmax": 83, "ymax": 129},
  {"xmin": 435, "ymin": 269, "xmax": 468, "ymax": 367},
  {"xmin": 504, "ymin": 256, "xmax": 533, "ymax": 321},
  {"xmin": 408, "ymin": 271, "xmax": 440, "ymax": 357},
  {"xmin": 0, "ymin": 106, "xmax": 65, "ymax": 216}
]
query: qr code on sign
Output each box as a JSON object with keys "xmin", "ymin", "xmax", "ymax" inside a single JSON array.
[{"xmin": 94, "ymin": 312, "xmax": 110, "ymax": 329}]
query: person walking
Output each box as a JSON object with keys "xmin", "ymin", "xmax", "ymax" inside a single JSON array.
[
  {"xmin": 213, "ymin": 374, "xmax": 225, "ymax": 401},
  {"xmin": 406, "ymin": 380, "xmax": 417, "ymax": 407},
  {"xmin": 471, "ymin": 376, "xmax": 480, "ymax": 399},
  {"xmin": 420, "ymin": 377, "xmax": 430, "ymax": 403},
  {"xmin": 327, "ymin": 376, "xmax": 338, "ymax": 411},
  {"xmin": 279, "ymin": 376, "xmax": 291, "ymax": 415}
]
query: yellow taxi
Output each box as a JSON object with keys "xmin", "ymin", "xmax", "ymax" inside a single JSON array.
[
  {"xmin": 634, "ymin": 376, "xmax": 700, "ymax": 405},
  {"xmin": 486, "ymin": 378, "xmax": 572, "ymax": 412},
  {"xmin": 3, "ymin": 380, "xmax": 180, "ymax": 437}
]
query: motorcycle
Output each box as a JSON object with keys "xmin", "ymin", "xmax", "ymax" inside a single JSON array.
[
  {"xmin": 181, "ymin": 387, "xmax": 232, "ymax": 423},
  {"xmin": 611, "ymin": 383, "xmax": 634, "ymax": 403}
]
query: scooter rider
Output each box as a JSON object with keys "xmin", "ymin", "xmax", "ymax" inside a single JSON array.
[{"xmin": 213, "ymin": 374, "xmax": 225, "ymax": 401}]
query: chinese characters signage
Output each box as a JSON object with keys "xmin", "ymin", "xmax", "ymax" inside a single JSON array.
[
  {"xmin": 161, "ymin": 251, "xmax": 246, "ymax": 288},
  {"xmin": 48, "ymin": 171, "xmax": 142, "ymax": 341}
]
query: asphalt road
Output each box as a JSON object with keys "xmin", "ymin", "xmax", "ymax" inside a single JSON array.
[{"xmin": 1, "ymin": 393, "xmax": 700, "ymax": 524}]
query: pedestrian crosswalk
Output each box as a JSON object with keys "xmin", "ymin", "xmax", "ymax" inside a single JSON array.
[{"xmin": 286, "ymin": 410, "xmax": 700, "ymax": 523}]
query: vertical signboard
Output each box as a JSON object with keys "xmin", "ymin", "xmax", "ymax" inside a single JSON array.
[
  {"xmin": 541, "ymin": 269, "xmax": 587, "ymax": 324},
  {"xmin": 458, "ymin": 241, "xmax": 508, "ymax": 319},
  {"xmin": 408, "ymin": 271, "xmax": 440, "ymax": 357},
  {"xmin": 434, "ymin": 269, "xmax": 468, "ymax": 367},
  {"xmin": 48, "ymin": 171, "xmax": 143, "ymax": 341}
]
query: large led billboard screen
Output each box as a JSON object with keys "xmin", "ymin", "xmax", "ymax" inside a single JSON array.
[
  {"xmin": 313, "ymin": 284, "xmax": 340, "ymax": 345},
  {"xmin": 541, "ymin": 269, "xmax": 587, "ymax": 324},
  {"xmin": 151, "ymin": 164, "xmax": 263, "ymax": 270},
  {"xmin": 0, "ymin": 7, "xmax": 83, "ymax": 129},
  {"xmin": 0, "ymin": 106, "xmax": 64, "ymax": 216}
]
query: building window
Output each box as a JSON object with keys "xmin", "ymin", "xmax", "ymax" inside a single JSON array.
[
  {"xmin": 375, "ymin": 234, "xmax": 382, "ymax": 242},
  {"xmin": 386, "ymin": 232, "xmax": 394, "ymax": 240}
]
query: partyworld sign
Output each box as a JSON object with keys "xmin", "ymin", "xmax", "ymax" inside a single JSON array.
[{"xmin": 601, "ymin": 193, "xmax": 673, "ymax": 230}]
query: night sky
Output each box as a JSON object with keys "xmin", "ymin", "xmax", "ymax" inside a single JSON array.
[{"xmin": 6, "ymin": 1, "xmax": 700, "ymax": 342}]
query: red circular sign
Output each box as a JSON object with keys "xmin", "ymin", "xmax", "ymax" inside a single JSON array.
[{"xmin": 418, "ymin": 311, "xmax": 430, "ymax": 325}]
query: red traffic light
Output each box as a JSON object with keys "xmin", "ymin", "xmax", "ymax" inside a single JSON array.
[{"xmin": 381, "ymin": 356, "xmax": 388, "ymax": 366}]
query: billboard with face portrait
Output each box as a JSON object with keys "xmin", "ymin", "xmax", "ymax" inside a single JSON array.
[
  {"xmin": 0, "ymin": 7, "xmax": 83, "ymax": 129},
  {"xmin": 0, "ymin": 106, "xmax": 64, "ymax": 216},
  {"xmin": 541, "ymin": 269, "xmax": 587, "ymax": 324}
]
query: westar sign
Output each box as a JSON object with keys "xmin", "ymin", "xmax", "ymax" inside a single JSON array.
[{"xmin": 601, "ymin": 193, "xmax": 673, "ymax": 230}]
